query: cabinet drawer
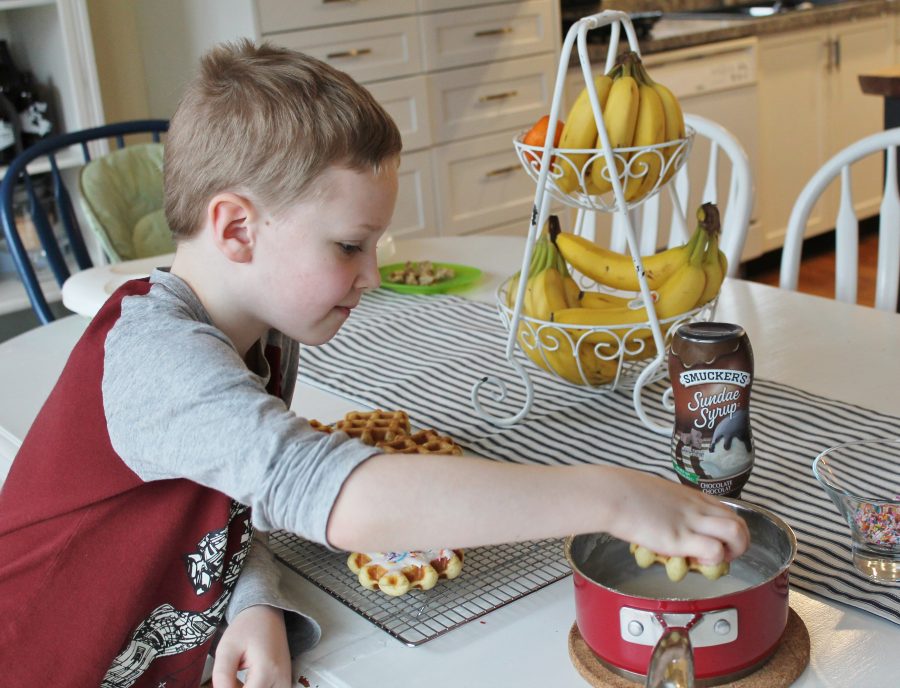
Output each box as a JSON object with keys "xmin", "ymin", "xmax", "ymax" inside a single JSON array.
[
  {"xmin": 269, "ymin": 16, "xmax": 421, "ymax": 84},
  {"xmin": 417, "ymin": 0, "xmax": 525, "ymax": 11},
  {"xmin": 429, "ymin": 53, "xmax": 555, "ymax": 144},
  {"xmin": 432, "ymin": 128, "xmax": 536, "ymax": 236},
  {"xmin": 392, "ymin": 149, "xmax": 437, "ymax": 238},
  {"xmin": 420, "ymin": 0, "xmax": 555, "ymax": 71},
  {"xmin": 367, "ymin": 75, "xmax": 432, "ymax": 152},
  {"xmin": 256, "ymin": 0, "xmax": 416, "ymax": 33}
]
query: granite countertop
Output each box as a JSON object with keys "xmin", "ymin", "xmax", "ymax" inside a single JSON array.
[{"xmin": 570, "ymin": 0, "xmax": 897, "ymax": 59}]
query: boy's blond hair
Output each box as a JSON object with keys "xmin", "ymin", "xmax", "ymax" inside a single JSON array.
[{"xmin": 164, "ymin": 40, "xmax": 402, "ymax": 239}]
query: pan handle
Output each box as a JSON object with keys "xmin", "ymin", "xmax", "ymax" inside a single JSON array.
[{"xmin": 645, "ymin": 614, "xmax": 697, "ymax": 688}]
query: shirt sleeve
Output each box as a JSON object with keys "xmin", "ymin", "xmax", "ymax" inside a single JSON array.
[
  {"xmin": 102, "ymin": 291, "xmax": 378, "ymax": 547},
  {"xmin": 225, "ymin": 531, "xmax": 321, "ymax": 656}
]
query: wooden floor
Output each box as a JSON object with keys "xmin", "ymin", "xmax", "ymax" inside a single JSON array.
[{"xmin": 742, "ymin": 226, "xmax": 882, "ymax": 307}]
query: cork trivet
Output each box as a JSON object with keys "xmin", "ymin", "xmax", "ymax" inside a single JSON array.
[{"xmin": 568, "ymin": 607, "xmax": 809, "ymax": 688}]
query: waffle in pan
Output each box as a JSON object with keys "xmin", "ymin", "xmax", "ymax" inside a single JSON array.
[{"xmin": 629, "ymin": 543, "xmax": 730, "ymax": 582}]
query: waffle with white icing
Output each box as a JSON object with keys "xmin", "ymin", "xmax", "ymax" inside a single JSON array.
[{"xmin": 347, "ymin": 549, "xmax": 465, "ymax": 596}]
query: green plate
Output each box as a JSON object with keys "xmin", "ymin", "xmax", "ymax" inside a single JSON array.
[{"xmin": 379, "ymin": 261, "xmax": 483, "ymax": 294}]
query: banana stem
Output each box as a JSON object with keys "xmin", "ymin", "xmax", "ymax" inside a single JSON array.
[
  {"xmin": 547, "ymin": 214, "xmax": 562, "ymax": 245},
  {"xmin": 697, "ymin": 202, "xmax": 721, "ymax": 237}
]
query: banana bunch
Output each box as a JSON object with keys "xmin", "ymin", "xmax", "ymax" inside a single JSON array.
[
  {"xmin": 506, "ymin": 216, "xmax": 618, "ymax": 386},
  {"xmin": 549, "ymin": 204, "xmax": 727, "ymax": 361},
  {"xmin": 554, "ymin": 51, "xmax": 684, "ymax": 201}
]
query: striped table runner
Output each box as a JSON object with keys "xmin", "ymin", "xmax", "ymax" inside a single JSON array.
[{"xmin": 298, "ymin": 289, "xmax": 900, "ymax": 625}]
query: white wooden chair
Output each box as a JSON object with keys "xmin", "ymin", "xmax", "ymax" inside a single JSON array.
[
  {"xmin": 779, "ymin": 127, "xmax": 900, "ymax": 312},
  {"xmin": 574, "ymin": 113, "xmax": 754, "ymax": 277}
]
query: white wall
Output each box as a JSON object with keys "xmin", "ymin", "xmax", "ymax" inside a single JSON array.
[{"xmin": 133, "ymin": 0, "xmax": 259, "ymax": 118}]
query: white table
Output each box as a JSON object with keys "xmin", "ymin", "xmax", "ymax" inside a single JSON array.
[{"xmin": 3, "ymin": 235, "xmax": 898, "ymax": 687}]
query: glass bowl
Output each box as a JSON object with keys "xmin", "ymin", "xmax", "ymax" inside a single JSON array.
[{"xmin": 812, "ymin": 438, "xmax": 900, "ymax": 583}]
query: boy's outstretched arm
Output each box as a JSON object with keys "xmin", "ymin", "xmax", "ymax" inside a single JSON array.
[{"xmin": 327, "ymin": 455, "xmax": 749, "ymax": 564}]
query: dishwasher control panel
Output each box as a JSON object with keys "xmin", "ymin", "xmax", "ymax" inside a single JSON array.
[{"xmin": 644, "ymin": 38, "xmax": 758, "ymax": 98}]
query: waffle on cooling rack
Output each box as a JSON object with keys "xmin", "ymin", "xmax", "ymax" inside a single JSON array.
[
  {"xmin": 348, "ymin": 549, "xmax": 465, "ymax": 596},
  {"xmin": 308, "ymin": 410, "xmax": 463, "ymax": 455}
]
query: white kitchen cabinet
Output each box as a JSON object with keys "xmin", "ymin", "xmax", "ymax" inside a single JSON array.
[
  {"xmin": 0, "ymin": 0, "xmax": 104, "ymax": 316},
  {"xmin": 428, "ymin": 53, "xmax": 556, "ymax": 144},
  {"xmin": 757, "ymin": 17, "xmax": 891, "ymax": 252},
  {"xmin": 254, "ymin": 0, "xmax": 561, "ymax": 240},
  {"xmin": 432, "ymin": 126, "xmax": 539, "ymax": 235},
  {"xmin": 266, "ymin": 16, "xmax": 423, "ymax": 85},
  {"xmin": 393, "ymin": 148, "xmax": 437, "ymax": 239}
]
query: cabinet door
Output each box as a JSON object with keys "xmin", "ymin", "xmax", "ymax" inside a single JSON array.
[
  {"xmin": 431, "ymin": 127, "xmax": 536, "ymax": 236},
  {"xmin": 270, "ymin": 16, "xmax": 421, "ymax": 84},
  {"xmin": 428, "ymin": 53, "xmax": 556, "ymax": 144},
  {"xmin": 256, "ymin": 0, "xmax": 416, "ymax": 33},
  {"xmin": 391, "ymin": 149, "xmax": 437, "ymax": 239},
  {"xmin": 419, "ymin": 0, "xmax": 555, "ymax": 72},
  {"xmin": 757, "ymin": 27, "xmax": 830, "ymax": 251},
  {"xmin": 367, "ymin": 75, "xmax": 432, "ymax": 152},
  {"xmin": 826, "ymin": 18, "xmax": 893, "ymax": 221}
]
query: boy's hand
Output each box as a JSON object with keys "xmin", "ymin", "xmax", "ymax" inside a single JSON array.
[
  {"xmin": 212, "ymin": 604, "xmax": 292, "ymax": 688},
  {"xmin": 604, "ymin": 468, "xmax": 751, "ymax": 565}
]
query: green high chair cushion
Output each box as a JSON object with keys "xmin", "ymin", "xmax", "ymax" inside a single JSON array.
[{"xmin": 79, "ymin": 142, "xmax": 175, "ymax": 262}]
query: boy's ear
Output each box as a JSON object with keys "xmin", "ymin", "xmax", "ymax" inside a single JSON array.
[{"xmin": 207, "ymin": 192, "xmax": 259, "ymax": 263}]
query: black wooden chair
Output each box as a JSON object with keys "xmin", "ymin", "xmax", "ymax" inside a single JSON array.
[{"xmin": 0, "ymin": 120, "xmax": 169, "ymax": 324}]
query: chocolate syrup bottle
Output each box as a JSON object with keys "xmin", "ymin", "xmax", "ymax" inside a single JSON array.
[{"xmin": 668, "ymin": 322, "xmax": 755, "ymax": 498}]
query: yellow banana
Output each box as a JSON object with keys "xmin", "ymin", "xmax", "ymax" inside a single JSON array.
[
  {"xmin": 651, "ymin": 232, "xmax": 708, "ymax": 318},
  {"xmin": 563, "ymin": 276, "xmax": 581, "ymax": 307},
  {"xmin": 556, "ymin": 75, "xmax": 613, "ymax": 194},
  {"xmin": 633, "ymin": 57, "xmax": 685, "ymax": 186},
  {"xmin": 579, "ymin": 290, "xmax": 633, "ymax": 309},
  {"xmin": 551, "ymin": 221, "xmax": 709, "ymax": 329},
  {"xmin": 623, "ymin": 83, "xmax": 666, "ymax": 201},
  {"xmin": 506, "ymin": 237, "xmax": 549, "ymax": 308},
  {"xmin": 526, "ymin": 266, "xmax": 569, "ymax": 321},
  {"xmin": 517, "ymin": 322, "xmax": 619, "ymax": 386},
  {"xmin": 590, "ymin": 67, "xmax": 639, "ymax": 196},
  {"xmin": 551, "ymin": 222, "xmax": 702, "ymax": 292}
]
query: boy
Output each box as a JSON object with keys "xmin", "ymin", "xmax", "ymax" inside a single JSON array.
[{"xmin": 0, "ymin": 41, "xmax": 748, "ymax": 687}]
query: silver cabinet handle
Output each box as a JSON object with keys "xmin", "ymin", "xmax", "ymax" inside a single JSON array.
[
  {"xmin": 824, "ymin": 39, "xmax": 834, "ymax": 72},
  {"xmin": 326, "ymin": 47, "xmax": 372, "ymax": 59},
  {"xmin": 475, "ymin": 27, "xmax": 513, "ymax": 38},
  {"xmin": 834, "ymin": 37, "xmax": 841, "ymax": 70},
  {"xmin": 479, "ymin": 90, "xmax": 519, "ymax": 103},
  {"xmin": 484, "ymin": 165, "xmax": 518, "ymax": 178}
]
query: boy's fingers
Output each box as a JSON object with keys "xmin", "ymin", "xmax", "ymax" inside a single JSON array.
[
  {"xmin": 211, "ymin": 644, "xmax": 243, "ymax": 688},
  {"xmin": 692, "ymin": 514, "xmax": 750, "ymax": 561}
]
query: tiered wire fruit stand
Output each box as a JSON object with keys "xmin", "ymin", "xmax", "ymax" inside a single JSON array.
[{"xmin": 470, "ymin": 10, "xmax": 717, "ymax": 434}]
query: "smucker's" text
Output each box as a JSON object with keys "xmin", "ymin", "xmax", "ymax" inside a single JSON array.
[{"xmin": 679, "ymin": 368, "xmax": 751, "ymax": 388}]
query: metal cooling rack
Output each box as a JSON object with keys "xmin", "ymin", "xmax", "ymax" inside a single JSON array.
[{"xmin": 270, "ymin": 532, "xmax": 571, "ymax": 646}]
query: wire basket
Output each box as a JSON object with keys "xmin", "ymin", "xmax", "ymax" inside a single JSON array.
[
  {"xmin": 496, "ymin": 275, "xmax": 716, "ymax": 391},
  {"xmin": 513, "ymin": 127, "xmax": 694, "ymax": 213}
]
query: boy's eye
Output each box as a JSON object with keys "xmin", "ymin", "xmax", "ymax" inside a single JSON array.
[{"xmin": 338, "ymin": 243, "xmax": 363, "ymax": 254}]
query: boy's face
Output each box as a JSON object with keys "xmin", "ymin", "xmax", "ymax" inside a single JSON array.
[{"xmin": 251, "ymin": 162, "xmax": 398, "ymax": 345}]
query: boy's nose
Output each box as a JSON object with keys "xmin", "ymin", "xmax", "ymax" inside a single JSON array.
[{"xmin": 358, "ymin": 254, "xmax": 381, "ymax": 290}]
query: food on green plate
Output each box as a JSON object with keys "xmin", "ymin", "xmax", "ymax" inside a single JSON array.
[{"xmin": 387, "ymin": 261, "xmax": 455, "ymax": 286}]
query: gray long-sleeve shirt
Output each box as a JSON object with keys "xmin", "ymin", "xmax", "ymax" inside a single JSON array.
[{"xmin": 103, "ymin": 269, "xmax": 378, "ymax": 654}]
